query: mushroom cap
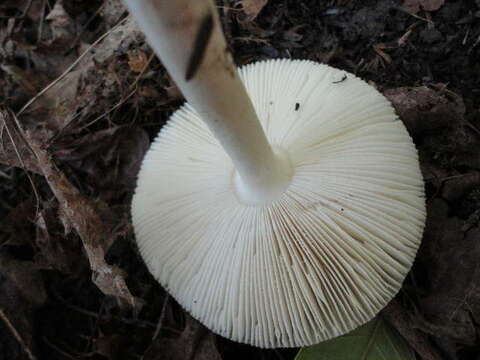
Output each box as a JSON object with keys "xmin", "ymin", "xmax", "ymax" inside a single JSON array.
[{"xmin": 132, "ymin": 59, "xmax": 426, "ymax": 348}]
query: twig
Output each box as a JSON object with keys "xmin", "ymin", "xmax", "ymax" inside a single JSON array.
[
  {"xmin": 0, "ymin": 168, "xmax": 11, "ymax": 179},
  {"xmin": 42, "ymin": 337, "xmax": 76, "ymax": 360},
  {"xmin": 6, "ymin": 111, "xmax": 138, "ymax": 309},
  {"xmin": 152, "ymin": 295, "xmax": 170, "ymax": 341},
  {"xmin": 26, "ymin": 132, "xmax": 137, "ymax": 308},
  {"xmin": 37, "ymin": 0, "xmax": 47, "ymax": 43},
  {"xmin": 0, "ymin": 309, "xmax": 37, "ymax": 360},
  {"xmin": 17, "ymin": 17, "xmax": 129, "ymax": 117}
]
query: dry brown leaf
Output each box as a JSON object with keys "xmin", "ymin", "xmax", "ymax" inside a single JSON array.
[
  {"xmin": 236, "ymin": 0, "xmax": 268, "ymax": 23},
  {"xmin": 30, "ymin": 136, "xmax": 139, "ymax": 309},
  {"xmin": 402, "ymin": 0, "xmax": 445, "ymax": 14},
  {"xmin": 27, "ymin": 137, "xmax": 139, "ymax": 308},
  {"xmin": 128, "ymin": 50, "xmax": 149, "ymax": 73},
  {"xmin": 384, "ymin": 86, "xmax": 465, "ymax": 136},
  {"xmin": 0, "ymin": 111, "xmax": 139, "ymax": 311}
]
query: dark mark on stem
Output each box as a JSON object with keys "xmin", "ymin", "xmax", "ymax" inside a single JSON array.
[
  {"xmin": 185, "ymin": 12, "xmax": 214, "ymax": 81},
  {"xmin": 295, "ymin": 103, "xmax": 300, "ymax": 111},
  {"xmin": 333, "ymin": 74, "xmax": 347, "ymax": 84}
]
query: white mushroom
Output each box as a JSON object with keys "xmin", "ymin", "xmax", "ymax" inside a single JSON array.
[{"xmin": 125, "ymin": 0, "xmax": 426, "ymax": 348}]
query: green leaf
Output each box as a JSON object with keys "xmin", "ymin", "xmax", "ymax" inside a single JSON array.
[{"xmin": 295, "ymin": 316, "xmax": 415, "ymax": 360}]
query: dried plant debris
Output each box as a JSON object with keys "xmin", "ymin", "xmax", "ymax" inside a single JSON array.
[
  {"xmin": 384, "ymin": 86, "xmax": 465, "ymax": 137},
  {"xmin": 235, "ymin": 0, "xmax": 269, "ymax": 23},
  {"xmin": 25, "ymin": 130, "xmax": 140, "ymax": 310},
  {"xmin": 1, "ymin": 109, "xmax": 140, "ymax": 312}
]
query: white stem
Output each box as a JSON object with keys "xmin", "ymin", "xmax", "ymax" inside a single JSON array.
[{"xmin": 122, "ymin": 0, "xmax": 292, "ymax": 203}]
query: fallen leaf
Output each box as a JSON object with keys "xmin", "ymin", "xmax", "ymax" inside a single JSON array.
[
  {"xmin": 402, "ymin": 0, "xmax": 445, "ymax": 14},
  {"xmin": 1, "ymin": 110, "xmax": 140, "ymax": 311},
  {"xmin": 295, "ymin": 317, "xmax": 415, "ymax": 360},
  {"xmin": 128, "ymin": 49, "xmax": 148, "ymax": 73},
  {"xmin": 236, "ymin": 0, "xmax": 268, "ymax": 23},
  {"xmin": 384, "ymin": 86, "xmax": 465, "ymax": 137}
]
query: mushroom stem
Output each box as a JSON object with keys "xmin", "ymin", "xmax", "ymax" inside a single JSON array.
[{"xmin": 123, "ymin": 0, "xmax": 292, "ymax": 203}]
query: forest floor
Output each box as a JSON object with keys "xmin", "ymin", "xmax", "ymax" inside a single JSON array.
[{"xmin": 0, "ymin": 0, "xmax": 479, "ymax": 359}]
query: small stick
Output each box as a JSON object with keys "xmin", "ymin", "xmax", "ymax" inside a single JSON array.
[
  {"xmin": 152, "ymin": 294, "xmax": 170, "ymax": 341},
  {"xmin": 0, "ymin": 309, "xmax": 37, "ymax": 360}
]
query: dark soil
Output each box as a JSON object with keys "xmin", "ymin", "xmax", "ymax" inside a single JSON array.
[{"xmin": 0, "ymin": 0, "xmax": 479, "ymax": 359}]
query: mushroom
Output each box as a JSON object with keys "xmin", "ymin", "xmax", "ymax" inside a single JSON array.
[{"xmin": 124, "ymin": 0, "xmax": 426, "ymax": 348}]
